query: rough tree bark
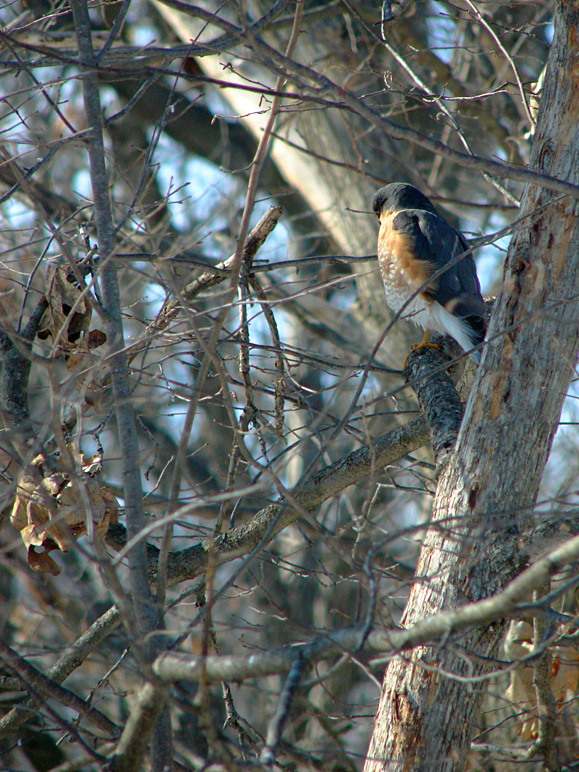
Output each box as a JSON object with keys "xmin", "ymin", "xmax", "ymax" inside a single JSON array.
[{"xmin": 364, "ymin": 2, "xmax": 579, "ymax": 771}]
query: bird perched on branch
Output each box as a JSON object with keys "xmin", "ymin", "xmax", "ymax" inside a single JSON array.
[{"xmin": 373, "ymin": 183, "xmax": 486, "ymax": 363}]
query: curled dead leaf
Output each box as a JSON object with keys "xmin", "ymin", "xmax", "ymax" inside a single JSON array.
[
  {"xmin": 38, "ymin": 264, "xmax": 109, "ymax": 406},
  {"xmin": 28, "ymin": 539, "xmax": 62, "ymax": 577},
  {"xmin": 10, "ymin": 451, "xmax": 119, "ymax": 575},
  {"xmin": 39, "ymin": 265, "xmax": 92, "ymax": 351}
]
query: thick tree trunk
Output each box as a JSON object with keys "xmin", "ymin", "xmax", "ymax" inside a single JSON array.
[{"xmin": 364, "ymin": 2, "xmax": 579, "ymax": 771}]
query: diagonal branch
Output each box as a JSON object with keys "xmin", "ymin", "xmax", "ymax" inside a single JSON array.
[
  {"xmin": 153, "ymin": 532, "xmax": 579, "ymax": 684},
  {"xmin": 153, "ymin": 0, "xmax": 579, "ymax": 200}
]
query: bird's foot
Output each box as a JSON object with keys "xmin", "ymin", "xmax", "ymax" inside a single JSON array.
[
  {"xmin": 403, "ymin": 344, "xmax": 442, "ymax": 368},
  {"xmin": 403, "ymin": 330, "xmax": 442, "ymax": 368},
  {"xmin": 411, "ymin": 340, "xmax": 442, "ymax": 353}
]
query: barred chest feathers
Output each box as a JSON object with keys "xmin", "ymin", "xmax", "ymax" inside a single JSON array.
[{"xmin": 377, "ymin": 240, "xmax": 478, "ymax": 356}]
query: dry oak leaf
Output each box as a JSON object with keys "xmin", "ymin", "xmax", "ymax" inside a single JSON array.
[
  {"xmin": 38, "ymin": 264, "xmax": 92, "ymax": 352},
  {"xmin": 10, "ymin": 452, "xmax": 119, "ymax": 576},
  {"xmin": 37, "ymin": 262, "xmax": 108, "ymax": 405}
]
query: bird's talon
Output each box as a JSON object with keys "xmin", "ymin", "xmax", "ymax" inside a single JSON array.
[
  {"xmin": 403, "ymin": 341, "xmax": 442, "ymax": 368},
  {"xmin": 411, "ymin": 341, "xmax": 442, "ymax": 353},
  {"xmin": 403, "ymin": 330, "xmax": 443, "ymax": 368}
]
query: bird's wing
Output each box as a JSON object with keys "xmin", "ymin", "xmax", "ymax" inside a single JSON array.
[{"xmin": 391, "ymin": 209, "xmax": 485, "ymax": 318}]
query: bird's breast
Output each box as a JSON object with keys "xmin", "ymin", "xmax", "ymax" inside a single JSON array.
[{"xmin": 377, "ymin": 214, "xmax": 434, "ymax": 320}]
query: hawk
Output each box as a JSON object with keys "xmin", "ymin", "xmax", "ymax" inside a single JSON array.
[{"xmin": 373, "ymin": 183, "xmax": 486, "ymax": 363}]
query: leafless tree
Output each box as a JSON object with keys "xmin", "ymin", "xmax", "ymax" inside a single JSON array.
[{"xmin": 1, "ymin": 1, "xmax": 579, "ymax": 771}]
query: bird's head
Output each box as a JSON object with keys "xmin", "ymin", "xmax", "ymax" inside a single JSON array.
[{"xmin": 372, "ymin": 183, "xmax": 438, "ymax": 219}]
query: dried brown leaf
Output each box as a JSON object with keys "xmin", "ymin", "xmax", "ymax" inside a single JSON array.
[{"xmin": 10, "ymin": 451, "xmax": 119, "ymax": 575}]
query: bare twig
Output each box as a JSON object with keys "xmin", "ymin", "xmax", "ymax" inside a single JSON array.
[
  {"xmin": 0, "ymin": 297, "xmax": 47, "ymax": 442},
  {"xmin": 463, "ymin": 0, "xmax": 535, "ymax": 128},
  {"xmin": 0, "ymin": 639, "xmax": 119, "ymax": 739},
  {"xmin": 153, "ymin": 533, "xmax": 579, "ymax": 685},
  {"xmin": 251, "ymin": 31, "xmax": 579, "ymax": 198},
  {"xmin": 9, "ymin": 3, "xmax": 568, "ymax": 196},
  {"xmin": 70, "ymin": 1, "xmax": 166, "ymax": 767},
  {"xmin": 261, "ymin": 656, "xmax": 307, "ymax": 765},
  {"xmin": 151, "ymin": 0, "xmax": 579, "ymax": 199},
  {"xmin": 0, "ymin": 605, "xmax": 122, "ymax": 737},
  {"xmin": 153, "ymin": 205, "xmax": 284, "ymax": 602},
  {"xmin": 70, "ymin": 0, "xmax": 156, "ymax": 645},
  {"xmin": 127, "ymin": 206, "xmax": 284, "ymax": 366},
  {"xmin": 249, "ymin": 275, "xmax": 285, "ymax": 438}
]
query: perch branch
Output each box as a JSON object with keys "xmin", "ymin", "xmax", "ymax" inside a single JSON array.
[{"xmin": 402, "ymin": 345, "xmax": 464, "ymax": 471}]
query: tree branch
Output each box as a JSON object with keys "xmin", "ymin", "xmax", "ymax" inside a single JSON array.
[
  {"xmin": 107, "ymin": 681, "xmax": 168, "ymax": 772},
  {"xmin": 0, "ymin": 639, "xmax": 119, "ymax": 739},
  {"xmin": 0, "ymin": 297, "xmax": 48, "ymax": 442},
  {"xmin": 70, "ymin": 0, "xmax": 156, "ymax": 646},
  {"xmin": 152, "ymin": 0, "xmax": 579, "ymax": 200},
  {"xmin": 153, "ymin": 532, "xmax": 579, "ymax": 684},
  {"xmin": 402, "ymin": 345, "xmax": 464, "ymax": 471}
]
